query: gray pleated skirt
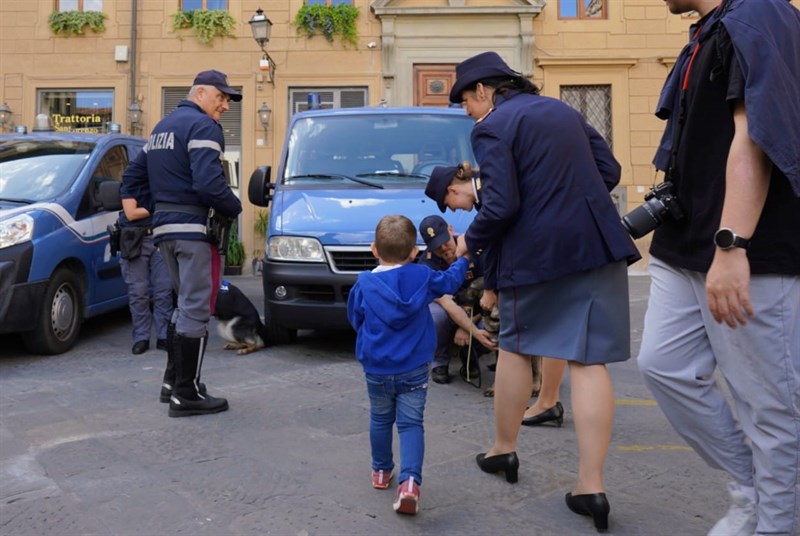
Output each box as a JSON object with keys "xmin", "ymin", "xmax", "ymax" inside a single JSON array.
[{"xmin": 498, "ymin": 261, "xmax": 630, "ymax": 364}]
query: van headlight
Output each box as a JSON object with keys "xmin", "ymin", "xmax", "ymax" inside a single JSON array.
[
  {"xmin": 267, "ymin": 236, "xmax": 325, "ymax": 262},
  {"xmin": 0, "ymin": 214, "xmax": 34, "ymax": 249}
]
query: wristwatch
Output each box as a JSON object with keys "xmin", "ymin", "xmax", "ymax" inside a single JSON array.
[{"xmin": 713, "ymin": 228, "xmax": 750, "ymax": 250}]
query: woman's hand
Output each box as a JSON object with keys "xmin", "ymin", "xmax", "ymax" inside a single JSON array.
[{"xmin": 480, "ymin": 289, "xmax": 497, "ymax": 312}]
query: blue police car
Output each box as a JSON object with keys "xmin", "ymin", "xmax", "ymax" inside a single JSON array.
[
  {"xmin": 0, "ymin": 126, "xmax": 145, "ymax": 354},
  {"xmin": 248, "ymin": 106, "xmax": 476, "ymax": 343}
]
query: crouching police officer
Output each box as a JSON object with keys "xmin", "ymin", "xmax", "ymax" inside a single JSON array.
[
  {"xmin": 418, "ymin": 214, "xmax": 497, "ymax": 384},
  {"xmin": 123, "ymin": 69, "xmax": 242, "ymax": 417}
]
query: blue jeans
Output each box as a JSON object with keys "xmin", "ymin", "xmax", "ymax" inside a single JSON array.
[{"xmin": 365, "ymin": 363, "xmax": 429, "ymax": 486}]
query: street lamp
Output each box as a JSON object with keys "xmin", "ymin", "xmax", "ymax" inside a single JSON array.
[
  {"xmin": 249, "ymin": 8, "xmax": 275, "ymax": 84},
  {"xmin": 257, "ymin": 102, "xmax": 272, "ymax": 141},
  {"xmin": 0, "ymin": 103, "xmax": 13, "ymax": 132},
  {"xmin": 127, "ymin": 102, "xmax": 143, "ymax": 135}
]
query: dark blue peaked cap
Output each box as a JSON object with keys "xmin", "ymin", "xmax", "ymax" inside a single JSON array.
[{"xmin": 449, "ymin": 51, "xmax": 519, "ymax": 103}]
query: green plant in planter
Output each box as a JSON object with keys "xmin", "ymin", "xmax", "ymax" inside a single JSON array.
[
  {"xmin": 48, "ymin": 11, "xmax": 107, "ymax": 36},
  {"xmin": 294, "ymin": 4, "xmax": 359, "ymax": 47},
  {"xmin": 172, "ymin": 10, "xmax": 236, "ymax": 46},
  {"xmin": 226, "ymin": 222, "xmax": 246, "ymax": 268},
  {"xmin": 253, "ymin": 209, "xmax": 270, "ymax": 239}
]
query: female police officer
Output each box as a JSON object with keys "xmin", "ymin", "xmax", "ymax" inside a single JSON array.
[{"xmin": 427, "ymin": 52, "xmax": 639, "ymax": 532}]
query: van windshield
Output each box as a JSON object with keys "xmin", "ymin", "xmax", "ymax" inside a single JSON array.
[
  {"xmin": 0, "ymin": 139, "xmax": 94, "ymax": 202},
  {"xmin": 283, "ymin": 113, "xmax": 476, "ymax": 186}
]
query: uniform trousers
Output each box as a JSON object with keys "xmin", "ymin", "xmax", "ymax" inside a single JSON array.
[
  {"xmin": 429, "ymin": 302, "xmax": 491, "ymax": 369},
  {"xmin": 120, "ymin": 235, "xmax": 173, "ymax": 342},
  {"xmin": 638, "ymin": 256, "xmax": 799, "ymax": 535},
  {"xmin": 159, "ymin": 239, "xmax": 221, "ymax": 338}
]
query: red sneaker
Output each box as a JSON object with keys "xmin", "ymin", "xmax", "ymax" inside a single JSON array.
[
  {"xmin": 371, "ymin": 469, "xmax": 394, "ymax": 490},
  {"xmin": 393, "ymin": 477, "xmax": 420, "ymax": 515}
]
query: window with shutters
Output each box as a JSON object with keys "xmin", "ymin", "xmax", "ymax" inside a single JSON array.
[
  {"xmin": 560, "ymin": 84, "xmax": 625, "ymax": 214},
  {"xmin": 288, "ymin": 87, "xmax": 368, "ymax": 120},
  {"xmin": 180, "ymin": 0, "xmax": 228, "ymax": 10},
  {"xmin": 559, "ymin": 0, "xmax": 606, "ymax": 19},
  {"xmin": 57, "ymin": 0, "xmax": 103, "ymax": 11},
  {"xmin": 560, "ymin": 84, "xmax": 612, "ymax": 149},
  {"xmin": 305, "ymin": 0, "xmax": 353, "ymax": 5},
  {"xmin": 162, "ymin": 87, "xmax": 241, "ymax": 147},
  {"xmin": 162, "ymin": 86, "xmax": 242, "ymax": 188}
]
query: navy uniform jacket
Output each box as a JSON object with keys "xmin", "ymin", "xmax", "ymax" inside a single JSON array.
[
  {"xmin": 122, "ymin": 100, "xmax": 242, "ymax": 243},
  {"xmin": 119, "ymin": 173, "xmax": 153, "ymax": 229},
  {"xmin": 464, "ymin": 92, "xmax": 640, "ymax": 289}
]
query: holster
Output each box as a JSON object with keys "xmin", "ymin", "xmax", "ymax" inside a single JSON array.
[
  {"xmin": 206, "ymin": 208, "xmax": 232, "ymax": 254},
  {"xmin": 120, "ymin": 226, "xmax": 151, "ymax": 260},
  {"xmin": 107, "ymin": 221, "xmax": 121, "ymax": 257}
]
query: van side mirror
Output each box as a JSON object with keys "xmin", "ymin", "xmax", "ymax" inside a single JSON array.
[
  {"xmin": 97, "ymin": 181, "xmax": 122, "ymax": 211},
  {"xmin": 248, "ymin": 166, "xmax": 274, "ymax": 207}
]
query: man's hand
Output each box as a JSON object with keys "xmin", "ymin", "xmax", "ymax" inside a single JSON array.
[
  {"xmin": 454, "ymin": 327, "xmax": 497, "ymax": 351},
  {"xmin": 706, "ymin": 249, "xmax": 753, "ymax": 328}
]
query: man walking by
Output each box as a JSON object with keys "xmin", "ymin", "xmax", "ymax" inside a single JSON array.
[
  {"xmin": 637, "ymin": 1, "xmax": 800, "ymax": 535},
  {"xmin": 124, "ymin": 70, "xmax": 243, "ymax": 417}
]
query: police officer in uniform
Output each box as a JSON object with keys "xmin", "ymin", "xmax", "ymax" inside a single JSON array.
[
  {"xmin": 124, "ymin": 70, "xmax": 242, "ymax": 417},
  {"xmin": 418, "ymin": 214, "xmax": 496, "ymax": 384},
  {"xmin": 117, "ymin": 181, "xmax": 173, "ymax": 355}
]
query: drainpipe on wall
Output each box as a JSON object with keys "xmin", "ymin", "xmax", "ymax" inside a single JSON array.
[{"xmin": 130, "ymin": 0, "xmax": 138, "ymax": 133}]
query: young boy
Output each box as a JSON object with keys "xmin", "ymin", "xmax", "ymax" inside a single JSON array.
[{"xmin": 347, "ymin": 215, "xmax": 469, "ymax": 515}]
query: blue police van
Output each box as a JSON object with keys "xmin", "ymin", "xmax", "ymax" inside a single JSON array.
[
  {"xmin": 0, "ymin": 125, "xmax": 146, "ymax": 354},
  {"xmin": 248, "ymin": 106, "xmax": 476, "ymax": 343}
]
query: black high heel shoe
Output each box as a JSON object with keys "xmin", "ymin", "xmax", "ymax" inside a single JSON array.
[
  {"xmin": 565, "ymin": 492, "xmax": 610, "ymax": 533},
  {"xmin": 475, "ymin": 451, "xmax": 519, "ymax": 483},
  {"xmin": 521, "ymin": 401, "xmax": 564, "ymax": 427}
]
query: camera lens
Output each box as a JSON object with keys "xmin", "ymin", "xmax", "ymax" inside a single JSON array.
[{"xmin": 621, "ymin": 197, "xmax": 667, "ymax": 239}]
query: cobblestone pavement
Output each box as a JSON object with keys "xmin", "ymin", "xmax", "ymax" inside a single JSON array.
[{"xmin": 0, "ymin": 274, "xmax": 730, "ymax": 535}]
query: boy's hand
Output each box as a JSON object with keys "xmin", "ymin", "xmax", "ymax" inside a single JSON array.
[{"xmin": 456, "ymin": 235, "xmax": 469, "ymax": 258}]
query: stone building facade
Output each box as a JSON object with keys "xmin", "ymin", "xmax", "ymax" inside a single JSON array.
[{"xmin": 1, "ymin": 0, "xmax": 796, "ymax": 267}]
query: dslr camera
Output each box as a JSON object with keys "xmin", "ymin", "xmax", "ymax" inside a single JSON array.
[{"xmin": 621, "ymin": 181, "xmax": 684, "ymax": 239}]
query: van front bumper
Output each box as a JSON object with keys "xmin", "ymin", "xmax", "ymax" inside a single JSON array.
[
  {"xmin": 262, "ymin": 259, "xmax": 356, "ymax": 331},
  {"xmin": 0, "ymin": 243, "xmax": 46, "ymax": 334}
]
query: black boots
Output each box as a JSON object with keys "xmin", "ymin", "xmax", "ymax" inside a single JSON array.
[
  {"xmin": 166, "ymin": 332, "xmax": 228, "ymax": 418},
  {"xmin": 159, "ymin": 321, "xmax": 177, "ymax": 402},
  {"xmin": 159, "ymin": 322, "xmax": 206, "ymax": 403}
]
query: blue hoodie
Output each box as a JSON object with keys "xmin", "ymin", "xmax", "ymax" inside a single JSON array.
[{"xmin": 347, "ymin": 257, "xmax": 469, "ymax": 375}]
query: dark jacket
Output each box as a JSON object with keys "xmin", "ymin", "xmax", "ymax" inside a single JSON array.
[
  {"xmin": 122, "ymin": 100, "xmax": 242, "ymax": 243},
  {"xmin": 464, "ymin": 92, "xmax": 639, "ymax": 288},
  {"xmin": 654, "ymin": 0, "xmax": 800, "ymax": 196},
  {"xmin": 347, "ymin": 258, "xmax": 468, "ymax": 375}
]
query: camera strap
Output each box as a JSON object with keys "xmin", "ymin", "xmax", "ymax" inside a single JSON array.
[{"xmin": 668, "ymin": 1, "xmax": 733, "ymax": 180}]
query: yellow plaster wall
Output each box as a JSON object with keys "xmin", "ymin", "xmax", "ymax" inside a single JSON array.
[{"xmin": 1, "ymin": 0, "xmax": 798, "ymax": 267}]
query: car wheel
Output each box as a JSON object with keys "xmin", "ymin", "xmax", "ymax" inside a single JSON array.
[{"xmin": 22, "ymin": 268, "xmax": 84, "ymax": 355}]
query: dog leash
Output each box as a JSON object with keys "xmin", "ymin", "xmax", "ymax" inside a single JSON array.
[{"xmin": 461, "ymin": 309, "xmax": 481, "ymax": 389}]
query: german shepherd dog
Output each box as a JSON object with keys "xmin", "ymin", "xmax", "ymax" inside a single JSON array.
[
  {"xmin": 456, "ymin": 277, "xmax": 542, "ymax": 396},
  {"xmin": 480, "ymin": 300, "xmax": 542, "ymax": 398},
  {"xmin": 213, "ymin": 281, "xmax": 270, "ymax": 355}
]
